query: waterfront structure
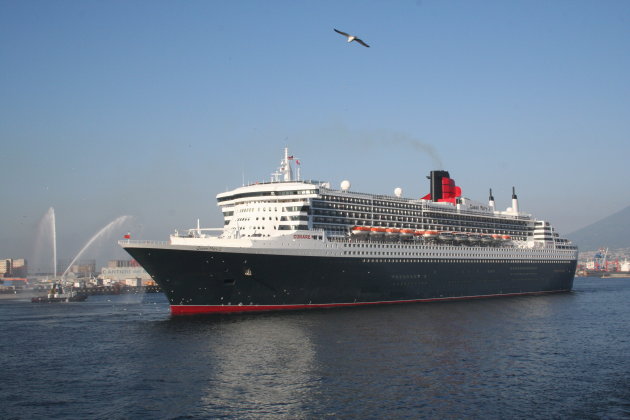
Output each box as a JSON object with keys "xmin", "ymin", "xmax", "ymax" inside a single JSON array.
[
  {"xmin": 99, "ymin": 266, "xmax": 152, "ymax": 284},
  {"xmin": 68, "ymin": 260, "xmax": 96, "ymax": 278},
  {"xmin": 0, "ymin": 258, "xmax": 27, "ymax": 278}
]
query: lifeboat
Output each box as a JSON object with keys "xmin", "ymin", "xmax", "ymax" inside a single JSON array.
[
  {"xmin": 480, "ymin": 235, "xmax": 493, "ymax": 245},
  {"xmin": 385, "ymin": 228, "xmax": 400, "ymax": 241},
  {"xmin": 438, "ymin": 232, "xmax": 454, "ymax": 242},
  {"xmin": 467, "ymin": 234, "xmax": 481, "ymax": 244},
  {"xmin": 423, "ymin": 231, "xmax": 438, "ymax": 241},
  {"xmin": 370, "ymin": 227, "xmax": 386, "ymax": 240},
  {"xmin": 414, "ymin": 230, "xmax": 425, "ymax": 240},
  {"xmin": 385, "ymin": 228, "xmax": 400, "ymax": 240},
  {"xmin": 351, "ymin": 226, "xmax": 370, "ymax": 238},
  {"xmin": 454, "ymin": 233, "xmax": 468, "ymax": 244},
  {"xmin": 501, "ymin": 235, "xmax": 511, "ymax": 241},
  {"xmin": 400, "ymin": 229, "xmax": 414, "ymax": 240}
]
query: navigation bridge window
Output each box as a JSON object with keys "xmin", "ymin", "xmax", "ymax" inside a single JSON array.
[
  {"xmin": 278, "ymin": 225, "xmax": 309, "ymax": 230},
  {"xmin": 218, "ymin": 189, "xmax": 318, "ymax": 202}
]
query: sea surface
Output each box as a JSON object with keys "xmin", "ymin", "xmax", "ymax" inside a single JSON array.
[{"xmin": 1, "ymin": 277, "xmax": 629, "ymax": 419}]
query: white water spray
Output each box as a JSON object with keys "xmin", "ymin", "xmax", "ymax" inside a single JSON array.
[
  {"xmin": 50, "ymin": 207, "xmax": 57, "ymax": 277},
  {"xmin": 33, "ymin": 207, "xmax": 57, "ymax": 276},
  {"xmin": 61, "ymin": 215, "xmax": 132, "ymax": 278}
]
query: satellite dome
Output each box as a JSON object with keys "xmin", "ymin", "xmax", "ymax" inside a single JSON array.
[
  {"xmin": 341, "ymin": 180, "xmax": 351, "ymax": 191},
  {"xmin": 394, "ymin": 187, "xmax": 402, "ymax": 197}
]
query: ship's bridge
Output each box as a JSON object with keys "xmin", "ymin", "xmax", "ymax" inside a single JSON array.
[
  {"xmin": 217, "ymin": 181, "xmax": 321, "ymax": 238},
  {"xmin": 214, "ymin": 148, "xmax": 327, "ymax": 239}
]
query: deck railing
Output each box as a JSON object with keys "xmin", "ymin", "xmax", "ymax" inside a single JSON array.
[{"xmin": 118, "ymin": 240, "xmax": 168, "ymax": 247}]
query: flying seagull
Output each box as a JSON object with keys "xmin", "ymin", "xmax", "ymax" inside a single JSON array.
[{"xmin": 334, "ymin": 28, "xmax": 370, "ymax": 48}]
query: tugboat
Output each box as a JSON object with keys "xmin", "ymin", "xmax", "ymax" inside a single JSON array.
[{"xmin": 31, "ymin": 283, "xmax": 88, "ymax": 303}]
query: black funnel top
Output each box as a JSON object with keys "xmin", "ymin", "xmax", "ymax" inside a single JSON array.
[{"xmin": 428, "ymin": 170, "xmax": 450, "ymax": 202}]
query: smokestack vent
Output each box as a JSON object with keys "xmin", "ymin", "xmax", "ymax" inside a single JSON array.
[{"xmin": 429, "ymin": 170, "xmax": 450, "ymax": 202}]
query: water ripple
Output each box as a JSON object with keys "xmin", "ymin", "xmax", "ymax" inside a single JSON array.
[{"xmin": 1, "ymin": 278, "xmax": 629, "ymax": 419}]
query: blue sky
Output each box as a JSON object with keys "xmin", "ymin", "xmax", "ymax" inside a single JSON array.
[{"xmin": 1, "ymin": 0, "xmax": 629, "ymax": 271}]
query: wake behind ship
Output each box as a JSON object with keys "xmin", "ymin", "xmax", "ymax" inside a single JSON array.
[{"xmin": 121, "ymin": 148, "xmax": 577, "ymax": 315}]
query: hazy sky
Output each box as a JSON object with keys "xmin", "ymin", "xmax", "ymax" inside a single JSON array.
[{"xmin": 1, "ymin": 0, "xmax": 629, "ymax": 271}]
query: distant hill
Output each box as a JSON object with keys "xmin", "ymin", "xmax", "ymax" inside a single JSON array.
[{"xmin": 566, "ymin": 205, "xmax": 630, "ymax": 252}]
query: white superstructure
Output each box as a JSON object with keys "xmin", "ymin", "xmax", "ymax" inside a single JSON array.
[{"xmin": 155, "ymin": 148, "xmax": 577, "ymax": 264}]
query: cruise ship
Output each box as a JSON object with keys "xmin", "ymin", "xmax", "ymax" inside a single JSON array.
[{"xmin": 121, "ymin": 148, "xmax": 577, "ymax": 315}]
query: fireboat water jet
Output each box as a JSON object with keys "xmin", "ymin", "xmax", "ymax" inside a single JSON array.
[
  {"xmin": 33, "ymin": 207, "xmax": 57, "ymax": 277},
  {"xmin": 61, "ymin": 215, "xmax": 132, "ymax": 279}
]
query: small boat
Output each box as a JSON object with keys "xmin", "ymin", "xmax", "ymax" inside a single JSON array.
[
  {"xmin": 423, "ymin": 231, "xmax": 438, "ymax": 241},
  {"xmin": 438, "ymin": 232, "xmax": 454, "ymax": 242},
  {"xmin": 350, "ymin": 226, "xmax": 370, "ymax": 238},
  {"xmin": 31, "ymin": 283, "xmax": 88, "ymax": 303},
  {"xmin": 369, "ymin": 227, "xmax": 386, "ymax": 240},
  {"xmin": 385, "ymin": 228, "xmax": 400, "ymax": 240},
  {"xmin": 454, "ymin": 233, "xmax": 468, "ymax": 244},
  {"xmin": 467, "ymin": 234, "xmax": 481, "ymax": 244},
  {"xmin": 399, "ymin": 229, "xmax": 414, "ymax": 240}
]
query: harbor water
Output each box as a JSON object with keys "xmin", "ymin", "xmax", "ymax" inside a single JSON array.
[{"xmin": 1, "ymin": 277, "xmax": 629, "ymax": 419}]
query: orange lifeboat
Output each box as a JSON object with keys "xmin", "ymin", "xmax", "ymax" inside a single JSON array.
[
  {"xmin": 385, "ymin": 228, "xmax": 400, "ymax": 239},
  {"xmin": 467, "ymin": 234, "xmax": 481, "ymax": 244},
  {"xmin": 400, "ymin": 229, "xmax": 414, "ymax": 240},
  {"xmin": 370, "ymin": 227, "xmax": 387, "ymax": 240},
  {"xmin": 438, "ymin": 232, "xmax": 454, "ymax": 242},
  {"xmin": 454, "ymin": 233, "xmax": 468, "ymax": 243},
  {"xmin": 423, "ymin": 231, "xmax": 438, "ymax": 240},
  {"xmin": 351, "ymin": 226, "xmax": 370, "ymax": 238}
]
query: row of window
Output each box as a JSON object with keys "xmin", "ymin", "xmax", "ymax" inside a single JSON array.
[
  {"xmin": 352, "ymin": 258, "xmax": 573, "ymax": 264},
  {"xmin": 340, "ymin": 242, "xmax": 573, "ymax": 252},
  {"xmin": 284, "ymin": 205, "xmax": 310, "ymax": 213},
  {"xmin": 280, "ymin": 215, "xmax": 309, "ymax": 221},
  {"xmin": 218, "ymin": 189, "xmax": 317, "ymax": 202},
  {"xmin": 342, "ymin": 250, "xmax": 571, "ymax": 259},
  {"xmin": 312, "ymin": 210, "xmax": 528, "ymax": 233},
  {"xmin": 312, "ymin": 218, "xmax": 525, "ymax": 238},
  {"xmin": 313, "ymin": 200, "xmax": 528, "ymax": 229},
  {"xmin": 226, "ymin": 204, "xmax": 308, "ymax": 215},
  {"xmin": 278, "ymin": 225, "xmax": 309, "ymax": 230}
]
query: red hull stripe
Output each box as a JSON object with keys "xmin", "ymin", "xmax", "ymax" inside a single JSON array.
[{"xmin": 170, "ymin": 290, "xmax": 569, "ymax": 315}]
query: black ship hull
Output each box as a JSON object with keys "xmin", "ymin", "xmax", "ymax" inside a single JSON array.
[{"xmin": 124, "ymin": 246, "xmax": 576, "ymax": 315}]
